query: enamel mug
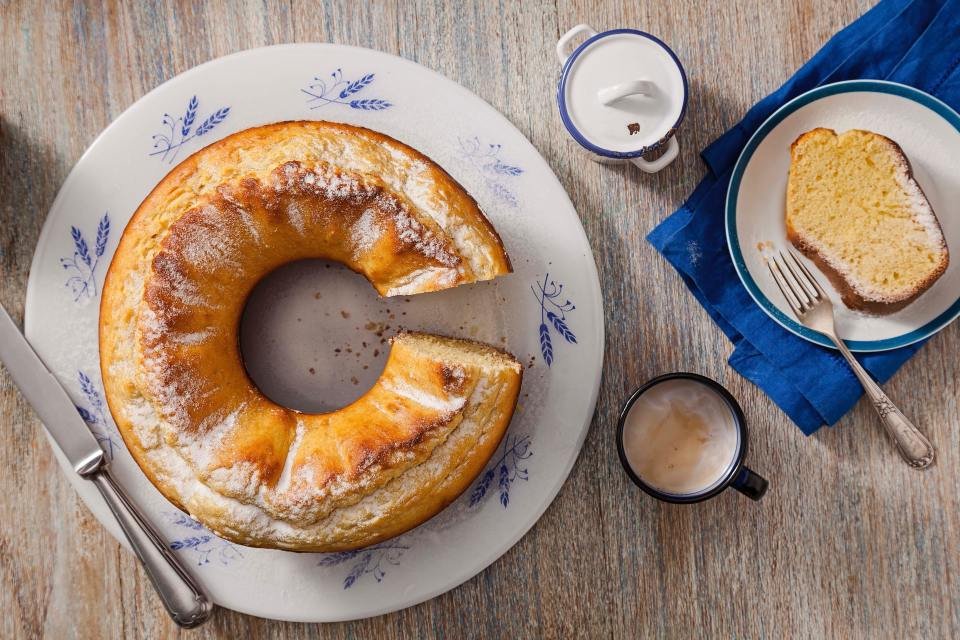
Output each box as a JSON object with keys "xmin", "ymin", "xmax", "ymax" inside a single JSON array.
[{"xmin": 556, "ymin": 24, "xmax": 688, "ymax": 173}]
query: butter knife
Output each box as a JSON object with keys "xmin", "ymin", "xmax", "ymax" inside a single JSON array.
[{"xmin": 0, "ymin": 302, "xmax": 213, "ymax": 627}]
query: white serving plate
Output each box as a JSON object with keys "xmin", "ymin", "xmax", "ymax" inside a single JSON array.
[
  {"xmin": 727, "ymin": 80, "xmax": 960, "ymax": 352},
  {"xmin": 24, "ymin": 44, "xmax": 604, "ymax": 622}
]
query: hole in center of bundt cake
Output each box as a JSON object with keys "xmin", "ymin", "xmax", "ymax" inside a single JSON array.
[{"xmin": 239, "ymin": 259, "xmax": 392, "ymax": 413}]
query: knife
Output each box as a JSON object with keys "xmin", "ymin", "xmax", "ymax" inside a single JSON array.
[{"xmin": 0, "ymin": 302, "xmax": 213, "ymax": 628}]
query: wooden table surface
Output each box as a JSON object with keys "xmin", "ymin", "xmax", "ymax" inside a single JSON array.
[{"xmin": 2, "ymin": 1, "xmax": 958, "ymax": 638}]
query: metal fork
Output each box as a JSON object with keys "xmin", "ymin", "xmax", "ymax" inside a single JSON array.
[{"xmin": 767, "ymin": 250, "xmax": 935, "ymax": 469}]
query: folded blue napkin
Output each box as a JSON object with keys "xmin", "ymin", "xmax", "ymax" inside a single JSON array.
[{"xmin": 648, "ymin": 0, "xmax": 960, "ymax": 434}]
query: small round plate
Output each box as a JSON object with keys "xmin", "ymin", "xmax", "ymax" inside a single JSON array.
[
  {"xmin": 24, "ymin": 44, "xmax": 603, "ymax": 622},
  {"xmin": 726, "ymin": 80, "xmax": 960, "ymax": 352}
]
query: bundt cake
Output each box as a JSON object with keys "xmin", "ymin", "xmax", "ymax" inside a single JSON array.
[
  {"xmin": 786, "ymin": 128, "xmax": 949, "ymax": 313},
  {"xmin": 99, "ymin": 121, "xmax": 522, "ymax": 551}
]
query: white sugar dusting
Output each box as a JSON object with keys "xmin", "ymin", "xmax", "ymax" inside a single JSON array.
[
  {"xmin": 275, "ymin": 419, "xmax": 307, "ymax": 494},
  {"xmin": 287, "ymin": 200, "xmax": 306, "ymax": 234},
  {"xmin": 167, "ymin": 329, "xmax": 215, "ymax": 345},
  {"xmin": 381, "ymin": 377, "xmax": 468, "ymax": 413},
  {"xmin": 122, "ymin": 362, "xmax": 507, "ymax": 546},
  {"xmin": 178, "ymin": 206, "xmax": 241, "ymax": 272},
  {"xmin": 184, "ymin": 404, "xmax": 245, "ymax": 470},
  {"xmin": 110, "ymin": 130, "xmax": 515, "ymax": 547},
  {"xmin": 208, "ymin": 461, "xmax": 262, "ymax": 498},
  {"xmin": 896, "ymin": 164, "xmax": 944, "ymax": 246},
  {"xmin": 125, "ymin": 395, "xmax": 162, "ymax": 449},
  {"xmin": 351, "ymin": 207, "xmax": 381, "ymax": 258}
]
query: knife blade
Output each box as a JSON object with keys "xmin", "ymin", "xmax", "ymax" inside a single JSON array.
[
  {"xmin": 0, "ymin": 303, "xmax": 104, "ymax": 475},
  {"xmin": 0, "ymin": 300, "xmax": 213, "ymax": 626}
]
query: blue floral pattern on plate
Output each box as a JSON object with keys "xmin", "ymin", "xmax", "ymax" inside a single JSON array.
[
  {"xmin": 532, "ymin": 273, "xmax": 577, "ymax": 367},
  {"xmin": 458, "ymin": 136, "xmax": 524, "ymax": 207},
  {"xmin": 317, "ymin": 430, "xmax": 533, "ymax": 589},
  {"xmin": 74, "ymin": 370, "xmax": 121, "ymax": 461},
  {"xmin": 60, "ymin": 212, "xmax": 109, "ymax": 302},
  {"xmin": 317, "ymin": 543, "xmax": 410, "ymax": 589},
  {"xmin": 27, "ymin": 44, "xmax": 602, "ymax": 622},
  {"xmin": 150, "ymin": 95, "xmax": 231, "ymax": 164},
  {"xmin": 165, "ymin": 511, "xmax": 244, "ymax": 567},
  {"xmin": 302, "ymin": 69, "xmax": 392, "ymax": 111},
  {"xmin": 469, "ymin": 433, "xmax": 532, "ymax": 508}
]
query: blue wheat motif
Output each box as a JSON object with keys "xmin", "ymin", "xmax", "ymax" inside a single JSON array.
[
  {"xmin": 316, "ymin": 432, "xmax": 533, "ymax": 588},
  {"xmin": 165, "ymin": 511, "xmax": 244, "ymax": 566},
  {"xmin": 61, "ymin": 212, "xmax": 110, "ymax": 302},
  {"xmin": 532, "ymin": 273, "xmax": 577, "ymax": 367},
  {"xmin": 339, "ymin": 73, "xmax": 374, "ymax": 98},
  {"xmin": 181, "ymin": 95, "xmax": 198, "ymax": 137},
  {"xmin": 170, "ymin": 536, "xmax": 212, "ymax": 550},
  {"xmin": 547, "ymin": 311, "xmax": 577, "ymax": 344},
  {"xmin": 194, "ymin": 107, "xmax": 231, "ymax": 136},
  {"xmin": 171, "ymin": 513, "xmax": 205, "ymax": 530},
  {"xmin": 317, "ymin": 543, "xmax": 409, "ymax": 589},
  {"xmin": 458, "ymin": 137, "xmax": 524, "ymax": 208},
  {"xmin": 491, "ymin": 160, "xmax": 523, "ymax": 176},
  {"xmin": 348, "ymin": 98, "xmax": 392, "ymax": 110},
  {"xmin": 302, "ymin": 68, "xmax": 393, "ymax": 111},
  {"xmin": 469, "ymin": 433, "xmax": 532, "ymax": 508},
  {"xmin": 469, "ymin": 468, "xmax": 496, "ymax": 505},
  {"xmin": 73, "ymin": 369, "xmax": 120, "ymax": 461},
  {"xmin": 150, "ymin": 95, "xmax": 231, "ymax": 164},
  {"xmin": 539, "ymin": 323, "xmax": 553, "ymax": 367}
]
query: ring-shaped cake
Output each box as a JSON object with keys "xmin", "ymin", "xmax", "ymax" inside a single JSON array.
[{"xmin": 100, "ymin": 121, "xmax": 523, "ymax": 551}]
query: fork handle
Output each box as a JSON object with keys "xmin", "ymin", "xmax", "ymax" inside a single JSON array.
[{"xmin": 829, "ymin": 336, "xmax": 935, "ymax": 469}]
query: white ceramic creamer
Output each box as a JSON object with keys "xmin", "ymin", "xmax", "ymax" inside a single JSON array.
[{"xmin": 556, "ymin": 24, "xmax": 688, "ymax": 173}]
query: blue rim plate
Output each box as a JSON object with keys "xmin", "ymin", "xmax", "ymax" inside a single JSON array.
[{"xmin": 726, "ymin": 79, "xmax": 960, "ymax": 352}]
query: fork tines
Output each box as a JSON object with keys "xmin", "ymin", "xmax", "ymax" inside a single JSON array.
[{"xmin": 766, "ymin": 249, "xmax": 827, "ymax": 317}]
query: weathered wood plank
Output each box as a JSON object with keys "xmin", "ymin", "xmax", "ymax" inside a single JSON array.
[{"xmin": 1, "ymin": 0, "xmax": 956, "ymax": 637}]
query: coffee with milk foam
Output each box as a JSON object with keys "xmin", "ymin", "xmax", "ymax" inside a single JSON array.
[{"xmin": 621, "ymin": 379, "xmax": 739, "ymax": 495}]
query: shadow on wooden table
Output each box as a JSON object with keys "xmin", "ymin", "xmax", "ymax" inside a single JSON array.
[
  {"xmin": 0, "ymin": 115, "xmax": 68, "ymax": 307},
  {"xmin": 600, "ymin": 76, "xmax": 743, "ymax": 190}
]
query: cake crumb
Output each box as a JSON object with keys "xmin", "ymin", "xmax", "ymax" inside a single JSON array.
[{"xmin": 340, "ymin": 310, "xmax": 350, "ymax": 319}]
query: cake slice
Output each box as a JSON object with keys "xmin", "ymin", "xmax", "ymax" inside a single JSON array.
[{"xmin": 786, "ymin": 128, "xmax": 949, "ymax": 313}]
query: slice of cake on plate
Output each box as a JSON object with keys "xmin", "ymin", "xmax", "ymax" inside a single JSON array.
[{"xmin": 786, "ymin": 128, "xmax": 949, "ymax": 313}]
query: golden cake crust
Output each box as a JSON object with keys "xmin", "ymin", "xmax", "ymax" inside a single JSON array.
[
  {"xmin": 99, "ymin": 121, "xmax": 520, "ymax": 551},
  {"xmin": 786, "ymin": 128, "xmax": 949, "ymax": 313}
]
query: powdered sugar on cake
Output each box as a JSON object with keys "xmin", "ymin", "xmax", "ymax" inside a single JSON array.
[{"xmin": 99, "ymin": 122, "xmax": 517, "ymax": 550}]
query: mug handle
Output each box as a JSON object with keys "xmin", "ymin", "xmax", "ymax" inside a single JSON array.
[
  {"xmin": 730, "ymin": 466, "xmax": 769, "ymax": 501},
  {"xmin": 629, "ymin": 136, "xmax": 680, "ymax": 173},
  {"xmin": 556, "ymin": 24, "xmax": 597, "ymax": 65}
]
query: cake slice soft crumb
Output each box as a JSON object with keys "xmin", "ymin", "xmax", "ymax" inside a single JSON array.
[{"xmin": 786, "ymin": 128, "xmax": 949, "ymax": 313}]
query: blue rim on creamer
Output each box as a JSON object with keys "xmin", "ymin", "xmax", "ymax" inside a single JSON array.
[
  {"xmin": 556, "ymin": 29, "xmax": 689, "ymax": 159},
  {"xmin": 725, "ymin": 79, "xmax": 960, "ymax": 352}
]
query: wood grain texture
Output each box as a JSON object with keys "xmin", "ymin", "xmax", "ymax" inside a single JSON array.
[{"xmin": 1, "ymin": 0, "xmax": 958, "ymax": 637}]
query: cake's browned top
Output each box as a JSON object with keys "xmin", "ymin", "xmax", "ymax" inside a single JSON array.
[{"xmin": 99, "ymin": 121, "xmax": 519, "ymax": 551}]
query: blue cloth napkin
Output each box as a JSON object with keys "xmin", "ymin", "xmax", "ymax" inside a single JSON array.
[{"xmin": 648, "ymin": 0, "xmax": 960, "ymax": 434}]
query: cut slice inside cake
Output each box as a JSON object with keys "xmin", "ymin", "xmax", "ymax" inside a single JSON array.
[{"xmin": 786, "ymin": 128, "xmax": 949, "ymax": 313}]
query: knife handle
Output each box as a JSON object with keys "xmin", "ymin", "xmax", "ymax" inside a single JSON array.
[{"xmin": 91, "ymin": 469, "xmax": 214, "ymax": 627}]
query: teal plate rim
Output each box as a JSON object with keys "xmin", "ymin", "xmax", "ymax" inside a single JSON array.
[{"xmin": 725, "ymin": 79, "xmax": 960, "ymax": 353}]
